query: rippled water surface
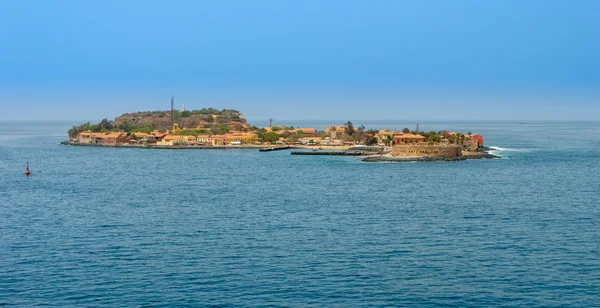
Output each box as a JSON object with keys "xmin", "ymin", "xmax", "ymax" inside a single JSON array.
[{"xmin": 1, "ymin": 121, "xmax": 599, "ymax": 307}]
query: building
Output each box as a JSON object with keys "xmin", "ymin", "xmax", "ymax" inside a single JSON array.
[
  {"xmin": 105, "ymin": 132, "xmax": 129, "ymax": 145},
  {"xmin": 84, "ymin": 132, "xmax": 128, "ymax": 145},
  {"xmin": 172, "ymin": 123, "xmax": 181, "ymax": 133},
  {"xmin": 78, "ymin": 130, "xmax": 94, "ymax": 143},
  {"xmin": 299, "ymin": 137, "xmax": 321, "ymax": 144},
  {"xmin": 183, "ymin": 135, "xmax": 197, "ymax": 144},
  {"xmin": 375, "ymin": 130, "xmax": 403, "ymax": 144},
  {"xmin": 472, "ymin": 134, "xmax": 484, "ymax": 147},
  {"xmin": 156, "ymin": 135, "xmax": 184, "ymax": 146},
  {"xmin": 197, "ymin": 134, "xmax": 226, "ymax": 146},
  {"xmin": 394, "ymin": 134, "xmax": 425, "ymax": 144},
  {"xmin": 325, "ymin": 126, "xmax": 354, "ymax": 138},
  {"xmin": 224, "ymin": 132, "xmax": 259, "ymax": 144}
]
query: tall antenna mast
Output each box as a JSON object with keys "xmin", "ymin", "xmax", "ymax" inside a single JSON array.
[
  {"xmin": 171, "ymin": 95, "xmax": 175, "ymax": 126},
  {"xmin": 416, "ymin": 122, "xmax": 419, "ymax": 133},
  {"xmin": 269, "ymin": 118, "xmax": 274, "ymax": 127}
]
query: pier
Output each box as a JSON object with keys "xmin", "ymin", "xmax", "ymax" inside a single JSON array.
[{"xmin": 259, "ymin": 146, "xmax": 293, "ymax": 152}]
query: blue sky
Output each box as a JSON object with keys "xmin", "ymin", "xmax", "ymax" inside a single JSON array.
[{"xmin": 0, "ymin": 0, "xmax": 599, "ymax": 121}]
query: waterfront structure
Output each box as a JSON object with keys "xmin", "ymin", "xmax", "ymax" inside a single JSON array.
[
  {"xmin": 102, "ymin": 132, "xmax": 126, "ymax": 145},
  {"xmin": 392, "ymin": 144, "xmax": 462, "ymax": 157},
  {"xmin": 76, "ymin": 131, "xmax": 129, "ymax": 145},
  {"xmin": 78, "ymin": 130, "xmax": 94, "ymax": 143}
]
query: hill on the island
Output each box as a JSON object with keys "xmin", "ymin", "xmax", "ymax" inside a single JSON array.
[
  {"xmin": 114, "ymin": 108, "xmax": 251, "ymax": 132},
  {"xmin": 68, "ymin": 108, "xmax": 252, "ymax": 138}
]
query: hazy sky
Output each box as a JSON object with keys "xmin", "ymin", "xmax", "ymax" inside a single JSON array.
[{"xmin": 1, "ymin": 0, "xmax": 599, "ymax": 121}]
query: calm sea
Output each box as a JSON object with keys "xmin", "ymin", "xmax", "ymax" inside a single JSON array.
[{"xmin": 1, "ymin": 121, "xmax": 599, "ymax": 307}]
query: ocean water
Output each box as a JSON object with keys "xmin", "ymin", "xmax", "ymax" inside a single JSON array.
[{"xmin": 1, "ymin": 121, "xmax": 599, "ymax": 307}]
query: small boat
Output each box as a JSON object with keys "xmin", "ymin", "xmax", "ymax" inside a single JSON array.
[{"xmin": 25, "ymin": 162, "xmax": 30, "ymax": 176}]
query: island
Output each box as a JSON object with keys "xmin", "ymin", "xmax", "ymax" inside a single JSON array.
[{"xmin": 63, "ymin": 107, "xmax": 499, "ymax": 162}]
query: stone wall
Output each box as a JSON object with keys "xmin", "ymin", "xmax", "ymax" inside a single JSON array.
[{"xmin": 392, "ymin": 144, "xmax": 462, "ymax": 157}]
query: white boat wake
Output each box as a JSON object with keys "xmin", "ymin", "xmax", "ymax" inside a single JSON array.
[{"xmin": 489, "ymin": 146, "xmax": 530, "ymax": 153}]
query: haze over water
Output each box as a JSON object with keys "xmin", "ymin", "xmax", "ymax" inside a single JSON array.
[{"xmin": 1, "ymin": 121, "xmax": 599, "ymax": 306}]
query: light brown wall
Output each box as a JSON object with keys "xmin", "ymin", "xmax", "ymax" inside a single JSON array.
[{"xmin": 392, "ymin": 145, "xmax": 462, "ymax": 157}]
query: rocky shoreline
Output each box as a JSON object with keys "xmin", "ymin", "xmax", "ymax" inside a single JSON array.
[
  {"xmin": 60, "ymin": 141, "xmax": 267, "ymax": 150},
  {"xmin": 362, "ymin": 151, "xmax": 499, "ymax": 163},
  {"xmin": 290, "ymin": 150, "xmax": 374, "ymax": 156},
  {"xmin": 61, "ymin": 141, "xmax": 500, "ymax": 162}
]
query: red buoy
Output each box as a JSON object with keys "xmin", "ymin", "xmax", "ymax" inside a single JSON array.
[{"xmin": 25, "ymin": 162, "xmax": 30, "ymax": 176}]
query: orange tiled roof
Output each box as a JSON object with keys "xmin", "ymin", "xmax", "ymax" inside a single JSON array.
[
  {"xmin": 163, "ymin": 135, "xmax": 183, "ymax": 140},
  {"xmin": 396, "ymin": 133, "xmax": 425, "ymax": 139}
]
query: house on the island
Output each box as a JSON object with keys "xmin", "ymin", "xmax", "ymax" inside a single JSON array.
[
  {"xmin": 129, "ymin": 132, "xmax": 167, "ymax": 143},
  {"xmin": 394, "ymin": 133, "xmax": 425, "ymax": 144},
  {"xmin": 462, "ymin": 134, "xmax": 483, "ymax": 151},
  {"xmin": 298, "ymin": 137, "xmax": 340, "ymax": 145},
  {"xmin": 129, "ymin": 132, "xmax": 149, "ymax": 143},
  {"xmin": 375, "ymin": 130, "xmax": 403, "ymax": 144},
  {"xmin": 146, "ymin": 133, "xmax": 166, "ymax": 143},
  {"xmin": 325, "ymin": 126, "xmax": 355, "ymax": 138},
  {"xmin": 78, "ymin": 130, "xmax": 94, "ymax": 143},
  {"xmin": 299, "ymin": 137, "xmax": 320, "ymax": 144},
  {"xmin": 104, "ymin": 132, "xmax": 129, "ymax": 145},
  {"xmin": 197, "ymin": 134, "xmax": 226, "ymax": 146},
  {"xmin": 156, "ymin": 135, "xmax": 184, "ymax": 146},
  {"xmin": 445, "ymin": 132, "xmax": 457, "ymax": 138},
  {"xmin": 87, "ymin": 132, "xmax": 128, "ymax": 145},
  {"xmin": 472, "ymin": 134, "xmax": 483, "ymax": 147},
  {"xmin": 224, "ymin": 132, "xmax": 259, "ymax": 144},
  {"xmin": 183, "ymin": 135, "xmax": 197, "ymax": 144}
]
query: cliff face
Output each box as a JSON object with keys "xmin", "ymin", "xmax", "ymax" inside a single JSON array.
[{"xmin": 114, "ymin": 109, "xmax": 250, "ymax": 131}]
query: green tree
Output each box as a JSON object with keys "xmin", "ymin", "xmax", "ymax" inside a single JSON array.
[
  {"xmin": 383, "ymin": 134, "xmax": 394, "ymax": 145},
  {"xmin": 212, "ymin": 124, "xmax": 230, "ymax": 135},
  {"xmin": 68, "ymin": 126, "xmax": 79, "ymax": 138},
  {"xmin": 264, "ymin": 132, "xmax": 279, "ymax": 143},
  {"xmin": 402, "ymin": 128, "xmax": 410, "ymax": 134},
  {"xmin": 344, "ymin": 121, "xmax": 355, "ymax": 136},
  {"xmin": 296, "ymin": 130, "xmax": 304, "ymax": 134},
  {"xmin": 180, "ymin": 110, "xmax": 192, "ymax": 117},
  {"xmin": 98, "ymin": 118, "xmax": 114, "ymax": 131},
  {"xmin": 363, "ymin": 129, "xmax": 378, "ymax": 145},
  {"xmin": 178, "ymin": 130, "xmax": 199, "ymax": 137}
]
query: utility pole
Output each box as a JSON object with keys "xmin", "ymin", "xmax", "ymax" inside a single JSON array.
[
  {"xmin": 269, "ymin": 118, "xmax": 274, "ymax": 127},
  {"xmin": 171, "ymin": 96, "xmax": 175, "ymax": 127},
  {"xmin": 416, "ymin": 122, "xmax": 419, "ymax": 133}
]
